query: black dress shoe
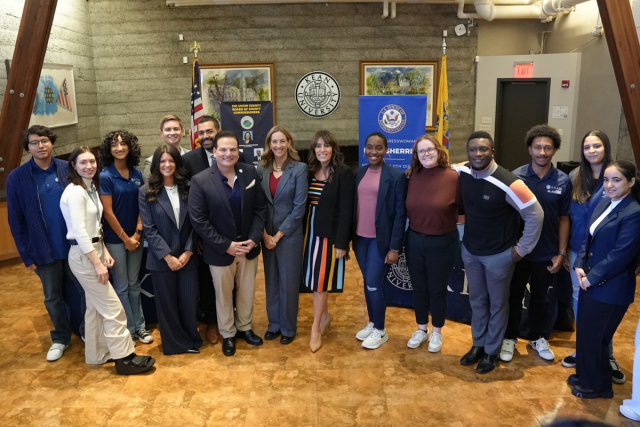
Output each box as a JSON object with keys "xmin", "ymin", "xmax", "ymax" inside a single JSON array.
[
  {"xmin": 476, "ymin": 354, "xmax": 499, "ymax": 374},
  {"xmin": 264, "ymin": 331, "xmax": 281, "ymax": 340},
  {"xmin": 460, "ymin": 346, "xmax": 485, "ymax": 365},
  {"xmin": 237, "ymin": 330, "xmax": 263, "ymax": 346},
  {"xmin": 571, "ymin": 384, "xmax": 614, "ymax": 399},
  {"xmin": 280, "ymin": 335, "xmax": 295, "ymax": 345},
  {"xmin": 115, "ymin": 354, "xmax": 155, "ymax": 375},
  {"xmin": 567, "ymin": 374, "xmax": 581, "ymax": 387},
  {"xmin": 222, "ymin": 337, "xmax": 236, "ymax": 356}
]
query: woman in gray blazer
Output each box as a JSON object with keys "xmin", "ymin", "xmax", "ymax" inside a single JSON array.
[{"xmin": 258, "ymin": 125, "xmax": 308, "ymax": 344}]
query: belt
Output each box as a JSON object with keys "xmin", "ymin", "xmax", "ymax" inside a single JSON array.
[{"xmin": 69, "ymin": 236, "xmax": 103, "ymax": 245}]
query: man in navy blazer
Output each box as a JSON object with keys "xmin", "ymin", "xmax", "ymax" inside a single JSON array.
[{"xmin": 188, "ymin": 130, "xmax": 266, "ymax": 356}]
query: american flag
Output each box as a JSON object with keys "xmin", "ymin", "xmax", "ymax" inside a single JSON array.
[
  {"xmin": 57, "ymin": 78, "xmax": 73, "ymax": 112},
  {"xmin": 190, "ymin": 58, "xmax": 204, "ymax": 149}
]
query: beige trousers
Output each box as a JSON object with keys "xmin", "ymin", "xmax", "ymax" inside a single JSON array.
[
  {"xmin": 209, "ymin": 256, "xmax": 258, "ymax": 338},
  {"xmin": 68, "ymin": 243, "xmax": 135, "ymax": 364}
]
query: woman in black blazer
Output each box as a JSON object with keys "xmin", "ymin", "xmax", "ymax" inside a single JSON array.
[
  {"xmin": 570, "ymin": 160, "xmax": 640, "ymax": 399},
  {"xmin": 302, "ymin": 130, "xmax": 355, "ymax": 352},
  {"xmin": 138, "ymin": 145, "xmax": 203, "ymax": 355}
]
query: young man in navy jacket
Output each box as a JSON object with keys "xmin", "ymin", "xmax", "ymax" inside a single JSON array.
[{"xmin": 6, "ymin": 125, "xmax": 85, "ymax": 362}]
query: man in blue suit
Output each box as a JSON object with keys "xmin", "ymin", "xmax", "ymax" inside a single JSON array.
[{"xmin": 188, "ymin": 131, "xmax": 266, "ymax": 356}]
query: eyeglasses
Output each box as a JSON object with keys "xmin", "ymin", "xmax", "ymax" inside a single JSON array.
[
  {"xmin": 418, "ymin": 148, "xmax": 436, "ymax": 156},
  {"xmin": 28, "ymin": 138, "xmax": 51, "ymax": 147}
]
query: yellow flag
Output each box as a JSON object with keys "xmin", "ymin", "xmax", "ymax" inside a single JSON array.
[{"xmin": 435, "ymin": 55, "xmax": 450, "ymax": 155}]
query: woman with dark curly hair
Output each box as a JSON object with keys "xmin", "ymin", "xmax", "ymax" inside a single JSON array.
[
  {"xmin": 302, "ymin": 130, "xmax": 355, "ymax": 353},
  {"xmin": 98, "ymin": 130, "xmax": 153, "ymax": 345},
  {"xmin": 139, "ymin": 145, "xmax": 202, "ymax": 355}
]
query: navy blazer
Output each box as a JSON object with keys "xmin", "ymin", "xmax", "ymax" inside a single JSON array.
[
  {"xmin": 258, "ymin": 161, "xmax": 308, "ymax": 237},
  {"xmin": 574, "ymin": 194, "xmax": 640, "ymax": 306},
  {"xmin": 353, "ymin": 163, "xmax": 407, "ymax": 257},
  {"xmin": 138, "ymin": 184, "xmax": 198, "ymax": 272},
  {"xmin": 188, "ymin": 162, "xmax": 266, "ymax": 266}
]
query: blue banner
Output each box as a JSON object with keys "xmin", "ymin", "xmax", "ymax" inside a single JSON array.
[{"xmin": 358, "ymin": 95, "xmax": 427, "ymax": 170}]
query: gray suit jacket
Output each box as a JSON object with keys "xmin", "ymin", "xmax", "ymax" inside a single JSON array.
[
  {"xmin": 257, "ymin": 161, "xmax": 308, "ymax": 238},
  {"xmin": 143, "ymin": 145, "xmax": 191, "ymax": 183}
]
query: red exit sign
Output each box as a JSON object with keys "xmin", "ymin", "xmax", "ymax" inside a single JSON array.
[{"xmin": 514, "ymin": 62, "xmax": 533, "ymax": 78}]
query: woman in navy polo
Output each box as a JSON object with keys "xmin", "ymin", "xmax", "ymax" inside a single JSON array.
[
  {"xmin": 570, "ymin": 160, "xmax": 640, "ymax": 399},
  {"xmin": 99, "ymin": 130, "xmax": 153, "ymax": 345}
]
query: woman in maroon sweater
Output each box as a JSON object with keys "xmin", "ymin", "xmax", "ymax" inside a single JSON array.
[{"xmin": 405, "ymin": 135, "xmax": 460, "ymax": 353}]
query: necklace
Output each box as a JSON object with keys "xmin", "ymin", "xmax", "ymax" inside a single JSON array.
[
  {"xmin": 273, "ymin": 162, "xmax": 283, "ymax": 172},
  {"xmin": 164, "ymin": 185, "xmax": 176, "ymax": 191}
]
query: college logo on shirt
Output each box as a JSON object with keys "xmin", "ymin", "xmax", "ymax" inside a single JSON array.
[
  {"xmin": 546, "ymin": 184, "xmax": 562, "ymax": 195},
  {"xmin": 132, "ymin": 178, "xmax": 142, "ymax": 186}
]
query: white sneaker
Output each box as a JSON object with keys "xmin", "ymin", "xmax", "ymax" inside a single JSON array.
[
  {"xmin": 133, "ymin": 329, "xmax": 154, "ymax": 344},
  {"xmin": 356, "ymin": 322, "xmax": 375, "ymax": 341},
  {"xmin": 427, "ymin": 332, "xmax": 443, "ymax": 353},
  {"xmin": 407, "ymin": 329, "xmax": 429, "ymax": 349},
  {"xmin": 500, "ymin": 339, "xmax": 517, "ymax": 362},
  {"xmin": 529, "ymin": 338, "xmax": 555, "ymax": 361},
  {"xmin": 620, "ymin": 405, "xmax": 640, "ymax": 422},
  {"xmin": 46, "ymin": 343, "xmax": 70, "ymax": 362},
  {"xmin": 362, "ymin": 328, "xmax": 388, "ymax": 349}
]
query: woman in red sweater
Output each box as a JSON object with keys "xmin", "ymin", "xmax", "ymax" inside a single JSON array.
[{"xmin": 405, "ymin": 135, "xmax": 460, "ymax": 353}]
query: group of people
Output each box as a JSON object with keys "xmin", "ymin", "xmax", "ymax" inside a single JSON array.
[{"xmin": 7, "ymin": 115, "xmax": 640, "ymax": 402}]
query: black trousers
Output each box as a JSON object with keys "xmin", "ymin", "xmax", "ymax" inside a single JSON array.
[
  {"xmin": 505, "ymin": 258, "xmax": 555, "ymax": 340},
  {"xmin": 576, "ymin": 290, "xmax": 628, "ymax": 392},
  {"xmin": 405, "ymin": 229, "xmax": 459, "ymax": 328},
  {"xmin": 196, "ymin": 254, "xmax": 217, "ymax": 325}
]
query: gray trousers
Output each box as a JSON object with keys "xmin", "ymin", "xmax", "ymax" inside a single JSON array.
[
  {"xmin": 461, "ymin": 244, "xmax": 515, "ymax": 356},
  {"xmin": 262, "ymin": 232, "xmax": 303, "ymax": 337}
]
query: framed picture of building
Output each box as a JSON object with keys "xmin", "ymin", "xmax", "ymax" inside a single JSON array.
[
  {"xmin": 200, "ymin": 63, "xmax": 276, "ymax": 123},
  {"xmin": 360, "ymin": 60, "xmax": 438, "ymax": 130}
]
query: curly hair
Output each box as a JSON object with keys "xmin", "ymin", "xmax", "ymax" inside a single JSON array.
[
  {"xmin": 145, "ymin": 145, "xmax": 190, "ymax": 203},
  {"xmin": 524, "ymin": 124, "xmax": 561, "ymax": 149},
  {"xmin": 261, "ymin": 125, "xmax": 300, "ymax": 171},
  {"xmin": 99, "ymin": 130, "xmax": 141, "ymax": 168},
  {"xmin": 307, "ymin": 130, "xmax": 344, "ymax": 183},
  {"xmin": 408, "ymin": 135, "xmax": 449, "ymax": 177}
]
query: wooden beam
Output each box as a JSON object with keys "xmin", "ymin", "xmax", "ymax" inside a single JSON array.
[
  {"xmin": 597, "ymin": 0, "xmax": 640, "ymax": 166},
  {"xmin": 0, "ymin": 0, "xmax": 58, "ymax": 193}
]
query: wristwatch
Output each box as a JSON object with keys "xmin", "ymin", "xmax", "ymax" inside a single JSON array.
[{"xmin": 558, "ymin": 251, "xmax": 567, "ymax": 258}]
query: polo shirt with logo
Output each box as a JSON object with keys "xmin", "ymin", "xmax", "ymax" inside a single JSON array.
[{"xmin": 99, "ymin": 165, "xmax": 144, "ymax": 244}]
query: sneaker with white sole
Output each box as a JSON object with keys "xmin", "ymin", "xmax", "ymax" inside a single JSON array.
[
  {"xmin": 529, "ymin": 338, "xmax": 555, "ymax": 361},
  {"xmin": 133, "ymin": 329, "xmax": 154, "ymax": 344},
  {"xmin": 407, "ymin": 329, "xmax": 429, "ymax": 349},
  {"xmin": 610, "ymin": 358, "xmax": 626, "ymax": 384},
  {"xmin": 428, "ymin": 332, "xmax": 443, "ymax": 353},
  {"xmin": 46, "ymin": 343, "xmax": 70, "ymax": 362},
  {"xmin": 500, "ymin": 338, "xmax": 517, "ymax": 362},
  {"xmin": 356, "ymin": 322, "xmax": 374, "ymax": 341},
  {"xmin": 362, "ymin": 328, "xmax": 388, "ymax": 349},
  {"xmin": 562, "ymin": 352, "xmax": 577, "ymax": 368}
]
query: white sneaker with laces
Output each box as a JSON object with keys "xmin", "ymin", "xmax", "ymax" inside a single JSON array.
[
  {"xmin": 362, "ymin": 328, "xmax": 388, "ymax": 349},
  {"xmin": 500, "ymin": 339, "xmax": 517, "ymax": 362},
  {"xmin": 529, "ymin": 338, "xmax": 555, "ymax": 361},
  {"xmin": 407, "ymin": 329, "xmax": 429, "ymax": 349},
  {"xmin": 428, "ymin": 332, "xmax": 443, "ymax": 353},
  {"xmin": 356, "ymin": 322, "xmax": 375, "ymax": 341},
  {"xmin": 46, "ymin": 343, "xmax": 70, "ymax": 362},
  {"xmin": 134, "ymin": 329, "xmax": 154, "ymax": 344}
]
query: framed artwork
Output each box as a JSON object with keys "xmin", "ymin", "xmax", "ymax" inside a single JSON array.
[
  {"xmin": 360, "ymin": 60, "xmax": 438, "ymax": 130},
  {"xmin": 200, "ymin": 63, "xmax": 276, "ymax": 123},
  {"xmin": 7, "ymin": 62, "xmax": 79, "ymax": 128}
]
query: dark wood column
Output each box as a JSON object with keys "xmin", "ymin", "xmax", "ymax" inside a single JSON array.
[
  {"xmin": 597, "ymin": 0, "xmax": 640, "ymax": 166},
  {"xmin": 0, "ymin": 0, "xmax": 58, "ymax": 192}
]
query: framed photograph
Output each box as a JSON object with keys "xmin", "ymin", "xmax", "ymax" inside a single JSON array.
[
  {"xmin": 200, "ymin": 63, "xmax": 276, "ymax": 123},
  {"xmin": 8, "ymin": 62, "xmax": 79, "ymax": 128},
  {"xmin": 360, "ymin": 60, "xmax": 438, "ymax": 130}
]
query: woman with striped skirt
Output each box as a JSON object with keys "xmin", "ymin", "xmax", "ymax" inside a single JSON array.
[{"xmin": 301, "ymin": 130, "xmax": 355, "ymax": 353}]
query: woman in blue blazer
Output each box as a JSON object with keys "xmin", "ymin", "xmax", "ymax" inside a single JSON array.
[
  {"xmin": 571, "ymin": 160, "xmax": 640, "ymax": 399},
  {"xmin": 258, "ymin": 125, "xmax": 308, "ymax": 344},
  {"xmin": 138, "ymin": 145, "xmax": 202, "ymax": 355},
  {"xmin": 353, "ymin": 132, "xmax": 406, "ymax": 350}
]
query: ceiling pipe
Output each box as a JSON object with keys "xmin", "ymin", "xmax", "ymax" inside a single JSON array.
[
  {"xmin": 390, "ymin": 1, "xmax": 397, "ymax": 19},
  {"xmin": 382, "ymin": 0, "xmax": 389, "ymax": 19},
  {"xmin": 541, "ymin": 0, "xmax": 587, "ymax": 15},
  {"xmin": 474, "ymin": 0, "xmax": 542, "ymax": 20},
  {"xmin": 457, "ymin": 0, "xmax": 481, "ymax": 19}
]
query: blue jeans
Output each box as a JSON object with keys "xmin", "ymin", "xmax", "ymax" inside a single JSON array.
[
  {"xmin": 35, "ymin": 259, "xmax": 86, "ymax": 344},
  {"xmin": 106, "ymin": 242, "xmax": 145, "ymax": 333},
  {"xmin": 353, "ymin": 236, "xmax": 387, "ymax": 330},
  {"xmin": 569, "ymin": 249, "xmax": 614, "ymax": 358}
]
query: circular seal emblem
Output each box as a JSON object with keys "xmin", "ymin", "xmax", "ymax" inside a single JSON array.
[
  {"xmin": 378, "ymin": 104, "xmax": 407, "ymax": 133},
  {"xmin": 295, "ymin": 71, "xmax": 341, "ymax": 118},
  {"xmin": 241, "ymin": 116, "xmax": 254, "ymax": 129},
  {"xmin": 385, "ymin": 253, "xmax": 413, "ymax": 291}
]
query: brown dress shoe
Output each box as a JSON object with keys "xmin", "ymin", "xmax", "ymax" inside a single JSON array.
[{"xmin": 206, "ymin": 325, "xmax": 220, "ymax": 345}]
